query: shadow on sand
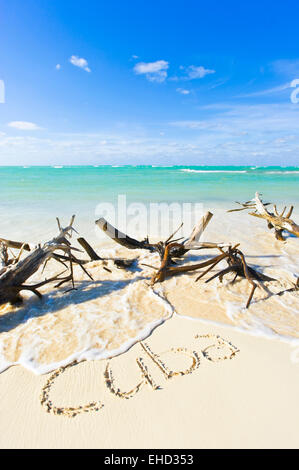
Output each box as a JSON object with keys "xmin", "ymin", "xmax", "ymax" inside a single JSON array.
[{"xmin": 0, "ymin": 275, "xmax": 150, "ymax": 334}]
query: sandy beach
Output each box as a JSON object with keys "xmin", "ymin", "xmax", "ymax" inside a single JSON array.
[
  {"xmin": 1, "ymin": 227, "xmax": 299, "ymax": 449},
  {"xmin": 2, "ymin": 0, "xmax": 299, "ymax": 451},
  {"xmin": 1, "ymin": 315, "xmax": 299, "ymax": 449},
  {"xmin": 0, "ymin": 168, "xmax": 298, "ymax": 449}
]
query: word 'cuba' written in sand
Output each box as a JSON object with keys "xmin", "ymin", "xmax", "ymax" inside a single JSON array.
[{"xmin": 40, "ymin": 334, "xmax": 240, "ymax": 418}]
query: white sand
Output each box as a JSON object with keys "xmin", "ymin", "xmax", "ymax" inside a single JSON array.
[
  {"xmin": 1, "ymin": 315, "xmax": 299, "ymax": 449},
  {"xmin": 0, "ymin": 209, "xmax": 299, "ymax": 448}
]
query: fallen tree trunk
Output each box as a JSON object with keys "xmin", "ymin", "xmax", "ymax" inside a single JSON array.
[
  {"xmin": 0, "ymin": 246, "xmax": 65, "ymax": 305},
  {"xmin": 0, "ymin": 242, "xmax": 9, "ymax": 275},
  {"xmin": 0, "ymin": 216, "xmax": 91, "ymax": 305}
]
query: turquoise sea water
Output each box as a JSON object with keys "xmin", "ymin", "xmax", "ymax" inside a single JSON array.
[
  {"xmin": 0, "ymin": 165, "xmax": 299, "ymax": 373},
  {"xmin": 0, "ymin": 165, "xmax": 298, "ymax": 240}
]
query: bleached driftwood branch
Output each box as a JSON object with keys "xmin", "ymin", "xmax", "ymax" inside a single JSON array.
[
  {"xmin": 228, "ymin": 192, "xmax": 299, "ymax": 241},
  {"xmin": 252, "ymin": 192, "xmax": 299, "ymax": 240},
  {"xmin": 0, "ymin": 238, "xmax": 31, "ymax": 252},
  {"xmin": 0, "ymin": 216, "xmax": 92, "ymax": 306}
]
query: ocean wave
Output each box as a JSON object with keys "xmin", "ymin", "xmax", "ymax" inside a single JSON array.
[
  {"xmin": 262, "ymin": 171, "xmax": 299, "ymax": 174},
  {"xmin": 0, "ymin": 266, "xmax": 174, "ymax": 375},
  {"xmin": 181, "ymin": 169, "xmax": 299, "ymax": 175},
  {"xmin": 181, "ymin": 169, "xmax": 247, "ymax": 174}
]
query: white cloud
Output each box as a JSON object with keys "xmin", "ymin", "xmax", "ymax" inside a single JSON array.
[
  {"xmin": 69, "ymin": 55, "xmax": 91, "ymax": 73},
  {"xmin": 238, "ymin": 82, "xmax": 291, "ymax": 98},
  {"xmin": 56, "ymin": 64, "xmax": 61, "ymax": 70},
  {"xmin": 185, "ymin": 65, "xmax": 215, "ymax": 80},
  {"xmin": 2, "ymin": 104, "xmax": 299, "ymax": 166},
  {"xmin": 8, "ymin": 121, "xmax": 41, "ymax": 131},
  {"xmin": 172, "ymin": 65, "xmax": 215, "ymax": 81},
  {"xmin": 176, "ymin": 88, "xmax": 190, "ymax": 95},
  {"xmin": 134, "ymin": 60, "xmax": 169, "ymax": 83},
  {"xmin": 170, "ymin": 103, "xmax": 299, "ymax": 138}
]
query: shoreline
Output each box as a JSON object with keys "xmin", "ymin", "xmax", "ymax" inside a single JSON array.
[
  {"xmin": 0, "ymin": 205, "xmax": 299, "ymax": 375},
  {"xmin": 1, "ymin": 170, "xmax": 298, "ymax": 448}
]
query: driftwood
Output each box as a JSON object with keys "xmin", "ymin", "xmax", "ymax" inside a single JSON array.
[
  {"xmin": 196, "ymin": 245, "xmax": 276, "ymax": 309},
  {"xmin": 95, "ymin": 218, "xmax": 152, "ymax": 251},
  {"xmin": 95, "ymin": 212, "xmax": 238, "ymax": 285},
  {"xmin": 96, "ymin": 212, "xmax": 214, "ymax": 262},
  {"xmin": 0, "ymin": 238, "xmax": 31, "ymax": 252},
  {"xmin": 77, "ymin": 237, "xmax": 102, "ymax": 261},
  {"xmin": 78, "ymin": 236, "xmax": 135, "ymax": 270},
  {"xmin": 148, "ymin": 244, "xmax": 230, "ymax": 285},
  {"xmin": 0, "ymin": 216, "xmax": 93, "ymax": 306},
  {"xmin": 229, "ymin": 192, "xmax": 299, "ymax": 241},
  {"xmin": 146, "ymin": 240, "xmax": 276, "ymax": 308},
  {"xmin": 1, "ymin": 208, "xmax": 294, "ymax": 312}
]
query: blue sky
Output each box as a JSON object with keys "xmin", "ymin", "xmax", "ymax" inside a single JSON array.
[{"xmin": 0, "ymin": 0, "xmax": 299, "ymax": 165}]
